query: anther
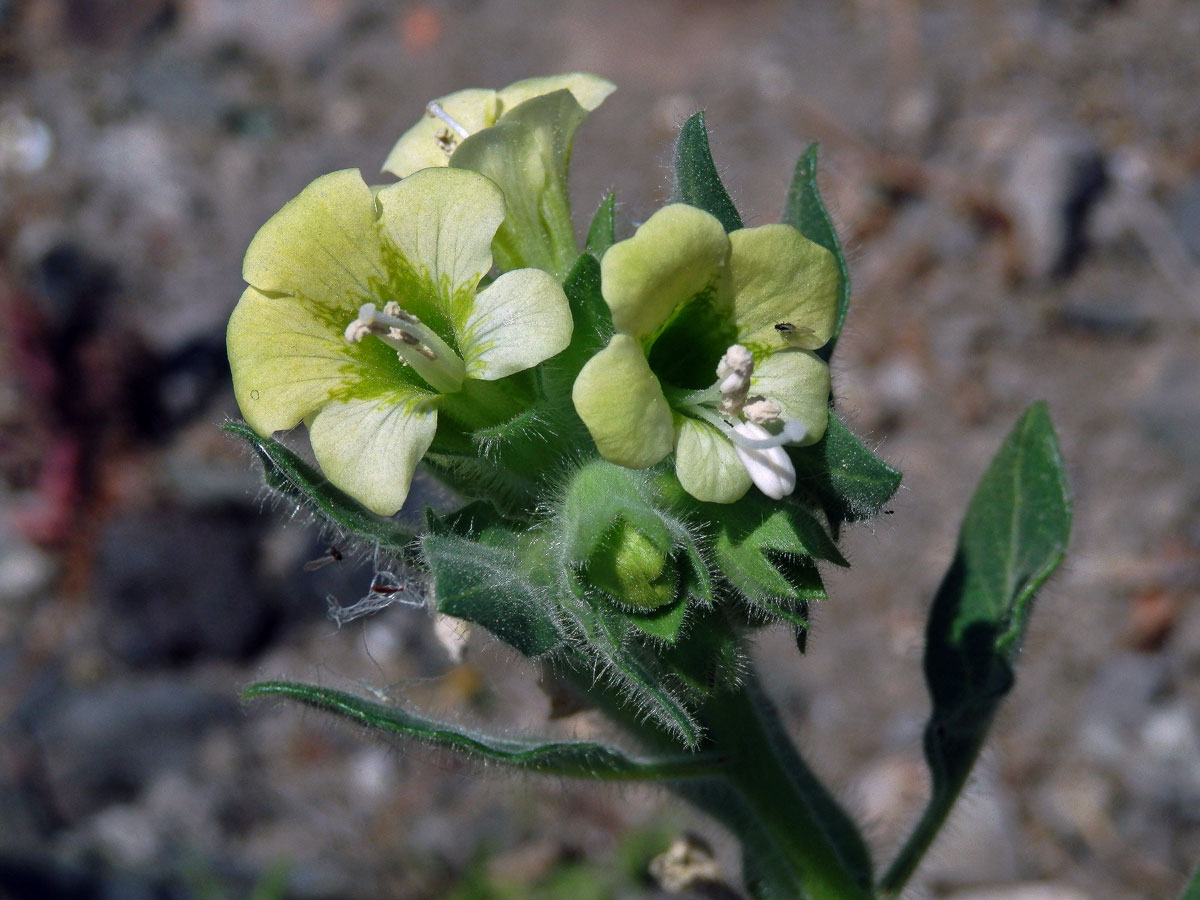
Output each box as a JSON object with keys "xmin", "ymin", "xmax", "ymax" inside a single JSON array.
[
  {"xmin": 342, "ymin": 302, "xmax": 465, "ymax": 394},
  {"xmin": 743, "ymin": 398, "xmax": 782, "ymax": 425},
  {"xmin": 716, "ymin": 344, "xmax": 755, "ymax": 415}
]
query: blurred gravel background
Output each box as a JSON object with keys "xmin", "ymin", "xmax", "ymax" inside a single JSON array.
[{"xmin": 2, "ymin": 1, "xmax": 1199, "ymax": 898}]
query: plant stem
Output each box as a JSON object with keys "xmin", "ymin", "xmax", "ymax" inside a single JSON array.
[
  {"xmin": 877, "ymin": 725, "xmax": 984, "ymax": 899},
  {"xmin": 690, "ymin": 674, "xmax": 876, "ymax": 900}
]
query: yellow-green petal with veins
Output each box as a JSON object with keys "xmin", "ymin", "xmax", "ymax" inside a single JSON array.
[
  {"xmin": 381, "ymin": 88, "xmax": 501, "ymax": 178},
  {"xmin": 750, "ymin": 349, "xmax": 831, "ymax": 445},
  {"xmin": 449, "ymin": 90, "xmax": 588, "ymax": 278},
  {"xmin": 376, "ymin": 167, "xmax": 504, "ymax": 335},
  {"xmin": 381, "ymin": 74, "xmax": 614, "ymax": 180},
  {"xmin": 573, "ymin": 334, "xmax": 674, "ymax": 469},
  {"xmin": 728, "ymin": 224, "xmax": 838, "ymax": 352},
  {"xmin": 461, "ymin": 268, "xmax": 571, "ymax": 381},
  {"xmin": 243, "ymin": 169, "xmax": 384, "ymax": 310},
  {"xmin": 674, "ymin": 416, "xmax": 752, "ymax": 504},
  {"xmin": 496, "ymin": 73, "xmax": 615, "ymax": 117},
  {"xmin": 228, "ymin": 286, "xmax": 359, "ymax": 435},
  {"xmin": 601, "ymin": 204, "xmax": 730, "ymax": 341},
  {"xmin": 307, "ymin": 394, "xmax": 438, "ymax": 516}
]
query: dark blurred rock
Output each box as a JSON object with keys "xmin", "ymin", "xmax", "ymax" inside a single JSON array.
[
  {"xmin": 65, "ymin": 0, "xmax": 179, "ymax": 49},
  {"xmin": 1170, "ymin": 177, "xmax": 1200, "ymax": 260},
  {"xmin": 129, "ymin": 335, "xmax": 230, "ymax": 441},
  {"xmin": 0, "ymin": 856, "xmax": 186, "ymax": 900},
  {"xmin": 93, "ymin": 508, "xmax": 273, "ymax": 667},
  {"xmin": 30, "ymin": 675, "xmax": 236, "ymax": 821},
  {"xmin": 1139, "ymin": 358, "xmax": 1200, "ymax": 481},
  {"xmin": 30, "ymin": 242, "xmax": 116, "ymax": 342},
  {"xmin": 1047, "ymin": 298, "xmax": 1152, "ymax": 341},
  {"xmin": 1002, "ymin": 128, "xmax": 1107, "ymax": 280}
]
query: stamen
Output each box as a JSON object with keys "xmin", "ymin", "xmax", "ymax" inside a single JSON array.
[
  {"xmin": 343, "ymin": 303, "xmax": 466, "ymax": 394},
  {"xmin": 716, "ymin": 344, "xmax": 754, "ymax": 415},
  {"xmin": 732, "ymin": 422, "xmax": 797, "ymax": 500},
  {"xmin": 743, "ymin": 398, "xmax": 782, "ymax": 425},
  {"xmin": 426, "ymin": 101, "xmax": 471, "ymax": 139}
]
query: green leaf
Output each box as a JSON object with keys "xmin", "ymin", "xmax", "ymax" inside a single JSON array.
[
  {"xmin": 424, "ymin": 499, "xmax": 509, "ymax": 538},
  {"xmin": 558, "ymin": 575, "xmax": 702, "ymax": 747},
  {"xmin": 671, "ymin": 516, "xmax": 715, "ymax": 606},
  {"xmin": 782, "ymin": 144, "xmax": 850, "ymax": 361},
  {"xmin": 542, "ymin": 253, "xmax": 612, "ymax": 405},
  {"xmin": 658, "ymin": 605, "xmax": 746, "ymax": 701},
  {"xmin": 585, "ymin": 192, "xmax": 616, "ymax": 258},
  {"xmin": 705, "ymin": 493, "xmax": 845, "ymax": 603},
  {"xmin": 672, "ymin": 111, "xmax": 743, "ymax": 233},
  {"xmin": 244, "ymin": 681, "xmax": 721, "ymax": 781},
  {"xmin": 421, "ymin": 530, "xmax": 562, "ymax": 657},
  {"xmin": 224, "ymin": 421, "xmax": 415, "ymax": 556},
  {"xmin": 623, "ymin": 595, "xmax": 688, "ymax": 643},
  {"xmin": 880, "ymin": 402, "xmax": 1071, "ymax": 898},
  {"xmin": 559, "ymin": 459, "xmax": 670, "ymax": 564},
  {"xmin": 789, "ymin": 412, "xmax": 902, "ymax": 532}
]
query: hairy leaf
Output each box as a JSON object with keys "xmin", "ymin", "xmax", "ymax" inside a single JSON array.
[
  {"xmin": 623, "ymin": 595, "xmax": 688, "ymax": 643},
  {"xmin": 881, "ymin": 402, "xmax": 1071, "ymax": 897},
  {"xmin": 705, "ymin": 494, "xmax": 845, "ymax": 602},
  {"xmin": 224, "ymin": 421, "xmax": 415, "ymax": 556},
  {"xmin": 421, "ymin": 530, "xmax": 562, "ymax": 657},
  {"xmin": 672, "ymin": 111, "xmax": 743, "ymax": 233},
  {"xmin": 542, "ymin": 253, "xmax": 613, "ymax": 407},
  {"xmin": 559, "ymin": 460, "xmax": 670, "ymax": 564},
  {"xmin": 585, "ymin": 192, "xmax": 616, "ymax": 258},
  {"xmin": 244, "ymin": 681, "xmax": 721, "ymax": 780},
  {"xmin": 558, "ymin": 575, "xmax": 702, "ymax": 747},
  {"xmin": 782, "ymin": 144, "xmax": 850, "ymax": 361},
  {"xmin": 790, "ymin": 413, "xmax": 902, "ymax": 532}
]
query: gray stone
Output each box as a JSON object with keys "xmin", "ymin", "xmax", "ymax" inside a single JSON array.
[
  {"xmin": 93, "ymin": 509, "xmax": 273, "ymax": 667},
  {"xmin": 1002, "ymin": 128, "xmax": 1107, "ymax": 280},
  {"xmin": 31, "ymin": 675, "xmax": 237, "ymax": 821},
  {"xmin": 1171, "ymin": 178, "xmax": 1200, "ymax": 259}
]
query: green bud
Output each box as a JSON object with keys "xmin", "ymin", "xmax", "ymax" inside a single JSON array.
[{"xmin": 587, "ymin": 520, "xmax": 678, "ymax": 610}]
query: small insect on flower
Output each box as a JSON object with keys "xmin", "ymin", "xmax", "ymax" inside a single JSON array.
[
  {"xmin": 775, "ymin": 321, "xmax": 817, "ymax": 345},
  {"xmin": 302, "ymin": 546, "xmax": 344, "ymax": 572}
]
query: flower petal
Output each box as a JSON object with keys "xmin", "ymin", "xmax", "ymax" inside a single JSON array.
[
  {"xmin": 601, "ymin": 204, "xmax": 730, "ymax": 340},
  {"xmin": 381, "ymin": 88, "xmax": 500, "ymax": 178},
  {"xmin": 227, "ymin": 286, "xmax": 351, "ymax": 435},
  {"xmin": 376, "ymin": 167, "xmax": 505, "ymax": 333},
  {"xmin": 461, "ymin": 268, "xmax": 572, "ymax": 381},
  {"xmin": 449, "ymin": 90, "xmax": 587, "ymax": 277},
  {"xmin": 573, "ymin": 334, "xmax": 674, "ymax": 468},
  {"xmin": 496, "ymin": 73, "xmax": 615, "ymax": 116},
  {"xmin": 749, "ymin": 349, "xmax": 831, "ymax": 445},
  {"xmin": 307, "ymin": 394, "xmax": 438, "ymax": 516},
  {"xmin": 229, "ymin": 284, "xmax": 426, "ymax": 436},
  {"xmin": 674, "ymin": 416, "xmax": 752, "ymax": 503},
  {"xmin": 729, "ymin": 224, "xmax": 838, "ymax": 352},
  {"xmin": 242, "ymin": 169, "xmax": 384, "ymax": 310}
]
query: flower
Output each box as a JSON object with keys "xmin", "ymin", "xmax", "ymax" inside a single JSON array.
[
  {"xmin": 382, "ymin": 73, "xmax": 616, "ymax": 280},
  {"xmin": 571, "ymin": 204, "xmax": 837, "ymax": 504},
  {"xmin": 227, "ymin": 166, "xmax": 572, "ymax": 516},
  {"xmin": 382, "ymin": 73, "xmax": 616, "ymax": 177}
]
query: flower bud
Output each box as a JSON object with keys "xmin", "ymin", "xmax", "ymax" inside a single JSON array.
[{"xmin": 586, "ymin": 519, "xmax": 679, "ymax": 610}]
